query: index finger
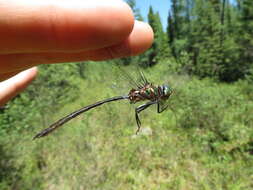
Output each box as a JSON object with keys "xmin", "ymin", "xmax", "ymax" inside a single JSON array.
[{"xmin": 0, "ymin": 0, "xmax": 134, "ymax": 54}]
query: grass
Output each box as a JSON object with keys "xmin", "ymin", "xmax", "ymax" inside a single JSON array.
[{"xmin": 1, "ymin": 62, "xmax": 253, "ymax": 190}]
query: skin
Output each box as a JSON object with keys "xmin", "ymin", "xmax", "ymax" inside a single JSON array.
[{"xmin": 0, "ymin": 0, "xmax": 154, "ymax": 107}]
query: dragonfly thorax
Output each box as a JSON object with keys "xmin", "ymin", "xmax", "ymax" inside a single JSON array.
[{"xmin": 128, "ymin": 84, "xmax": 173, "ymax": 104}]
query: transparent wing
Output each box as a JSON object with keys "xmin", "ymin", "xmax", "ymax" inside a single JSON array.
[
  {"xmin": 136, "ymin": 68, "xmax": 150, "ymax": 87},
  {"xmin": 116, "ymin": 63, "xmax": 151, "ymax": 90}
]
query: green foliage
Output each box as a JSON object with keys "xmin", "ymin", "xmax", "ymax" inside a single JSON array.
[
  {"xmin": 174, "ymin": 78, "xmax": 253, "ymax": 153},
  {"xmin": 234, "ymin": 0, "xmax": 253, "ymax": 80},
  {"xmin": 168, "ymin": 0, "xmax": 191, "ymax": 59},
  {"xmin": 166, "ymin": 0, "xmax": 252, "ymax": 82},
  {"xmin": 126, "ymin": 0, "xmax": 144, "ymax": 21},
  {"xmin": 0, "ymin": 63, "xmax": 80, "ymax": 136},
  {"xmin": 140, "ymin": 7, "xmax": 171, "ymax": 67},
  {"xmin": 0, "ymin": 63, "xmax": 82, "ymax": 189},
  {"xmin": 120, "ymin": 1, "xmax": 146, "ymax": 66},
  {"xmin": 126, "ymin": 1, "xmax": 253, "ymax": 81},
  {"xmin": 0, "ymin": 62, "xmax": 252, "ymax": 189}
]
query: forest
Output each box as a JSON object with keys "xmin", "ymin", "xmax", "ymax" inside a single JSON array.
[{"xmin": 0, "ymin": 0, "xmax": 252, "ymax": 189}]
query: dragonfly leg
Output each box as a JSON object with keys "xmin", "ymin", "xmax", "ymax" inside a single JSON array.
[
  {"xmin": 135, "ymin": 101, "xmax": 157, "ymax": 134},
  {"xmin": 135, "ymin": 111, "xmax": 142, "ymax": 134},
  {"xmin": 157, "ymin": 101, "xmax": 169, "ymax": 113}
]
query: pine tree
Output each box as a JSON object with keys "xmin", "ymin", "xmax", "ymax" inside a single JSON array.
[
  {"xmin": 237, "ymin": 0, "xmax": 253, "ymax": 79},
  {"xmin": 193, "ymin": 0, "xmax": 224, "ymax": 78},
  {"xmin": 126, "ymin": 0, "xmax": 144, "ymax": 21},
  {"xmin": 220, "ymin": 0, "xmax": 253, "ymax": 81},
  {"xmin": 167, "ymin": 0, "xmax": 192, "ymax": 60},
  {"xmin": 120, "ymin": 0, "xmax": 145, "ymax": 65},
  {"xmin": 167, "ymin": 12, "xmax": 174, "ymax": 45},
  {"xmin": 165, "ymin": 0, "xmax": 251, "ymax": 81},
  {"xmin": 142, "ymin": 6, "xmax": 169, "ymax": 67}
]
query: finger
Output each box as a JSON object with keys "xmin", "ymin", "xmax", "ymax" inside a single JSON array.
[
  {"xmin": 0, "ymin": 67, "xmax": 37, "ymax": 106},
  {"xmin": 0, "ymin": 70, "xmax": 23, "ymax": 81},
  {"xmin": 0, "ymin": 21, "xmax": 153, "ymax": 73},
  {"xmin": 0, "ymin": 0, "xmax": 134, "ymax": 53},
  {"xmin": 70, "ymin": 21, "xmax": 154, "ymax": 60}
]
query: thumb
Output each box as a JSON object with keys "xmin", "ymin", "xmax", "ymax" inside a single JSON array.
[{"xmin": 0, "ymin": 67, "xmax": 37, "ymax": 106}]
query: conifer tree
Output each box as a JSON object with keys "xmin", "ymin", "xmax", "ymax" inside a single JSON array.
[
  {"xmin": 192, "ymin": 0, "xmax": 223, "ymax": 78},
  {"xmin": 168, "ymin": 0, "xmax": 192, "ymax": 60},
  {"xmin": 143, "ymin": 6, "xmax": 169, "ymax": 67},
  {"xmin": 120, "ymin": 0, "xmax": 144, "ymax": 65},
  {"xmin": 237, "ymin": 0, "xmax": 253, "ymax": 79},
  {"xmin": 126, "ymin": 0, "xmax": 144, "ymax": 21}
]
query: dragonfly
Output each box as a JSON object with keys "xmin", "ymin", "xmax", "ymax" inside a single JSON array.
[{"xmin": 33, "ymin": 69, "xmax": 173, "ymax": 139}]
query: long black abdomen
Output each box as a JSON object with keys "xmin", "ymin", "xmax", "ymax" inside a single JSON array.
[{"xmin": 33, "ymin": 95, "xmax": 129, "ymax": 139}]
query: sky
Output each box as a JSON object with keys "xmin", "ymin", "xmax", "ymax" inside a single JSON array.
[
  {"xmin": 135, "ymin": 0, "xmax": 171, "ymax": 30},
  {"xmin": 131, "ymin": 0, "xmax": 237, "ymax": 31}
]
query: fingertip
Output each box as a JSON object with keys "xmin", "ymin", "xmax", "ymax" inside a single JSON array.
[
  {"xmin": 128, "ymin": 21, "xmax": 154, "ymax": 55},
  {"xmin": 16, "ymin": 67, "xmax": 38, "ymax": 83},
  {"xmin": 100, "ymin": 20, "xmax": 154, "ymax": 59},
  {"xmin": 0, "ymin": 67, "xmax": 38, "ymax": 106},
  {"xmin": 27, "ymin": 67, "xmax": 38, "ymax": 79}
]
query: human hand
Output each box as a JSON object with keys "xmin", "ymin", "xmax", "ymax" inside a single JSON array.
[{"xmin": 0, "ymin": 0, "xmax": 154, "ymax": 106}]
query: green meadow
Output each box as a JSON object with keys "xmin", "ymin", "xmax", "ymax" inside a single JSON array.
[{"xmin": 0, "ymin": 62, "xmax": 252, "ymax": 190}]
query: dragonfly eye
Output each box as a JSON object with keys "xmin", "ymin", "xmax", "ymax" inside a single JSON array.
[{"xmin": 162, "ymin": 85, "xmax": 172, "ymax": 97}]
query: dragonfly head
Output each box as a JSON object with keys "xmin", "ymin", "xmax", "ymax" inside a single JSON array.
[{"xmin": 160, "ymin": 84, "xmax": 173, "ymax": 99}]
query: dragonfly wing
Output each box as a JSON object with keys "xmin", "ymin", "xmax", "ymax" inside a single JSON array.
[
  {"xmin": 116, "ymin": 64, "xmax": 143, "ymax": 89},
  {"xmin": 116, "ymin": 63, "xmax": 151, "ymax": 89},
  {"xmin": 137, "ymin": 68, "xmax": 149, "ymax": 86}
]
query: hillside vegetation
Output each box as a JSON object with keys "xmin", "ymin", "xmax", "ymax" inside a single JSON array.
[{"xmin": 0, "ymin": 62, "xmax": 252, "ymax": 190}]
